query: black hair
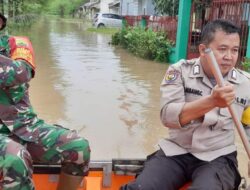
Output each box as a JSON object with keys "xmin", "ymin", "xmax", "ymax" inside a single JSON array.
[
  {"xmin": 201, "ymin": 19, "xmax": 241, "ymax": 45},
  {"xmin": 0, "ymin": 13, "xmax": 6, "ymax": 30}
]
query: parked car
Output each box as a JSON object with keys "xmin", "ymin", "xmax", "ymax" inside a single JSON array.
[{"xmin": 93, "ymin": 13, "xmax": 123, "ymax": 28}]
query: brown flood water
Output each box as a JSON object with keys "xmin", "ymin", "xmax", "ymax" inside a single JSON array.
[{"xmin": 14, "ymin": 17, "xmax": 248, "ymax": 180}]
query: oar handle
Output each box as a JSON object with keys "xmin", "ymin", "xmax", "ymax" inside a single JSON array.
[{"xmin": 204, "ymin": 48, "xmax": 250, "ymax": 162}]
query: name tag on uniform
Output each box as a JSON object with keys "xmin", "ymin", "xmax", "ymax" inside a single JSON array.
[
  {"xmin": 185, "ymin": 87, "xmax": 203, "ymax": 96},
  {"xmin": 235, "ymin": 97, "xmax": 247, "ymax": 106}
]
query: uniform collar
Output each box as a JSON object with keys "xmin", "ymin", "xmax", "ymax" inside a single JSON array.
[
  {"xmin": 225, "ymin": 68, "xmax": 241, "ymax": 84},
  {"xmin": 189, "ymin": 59, "xmax": 241, "ymax": 87},
  {"xmin": 189, "ymin": 59, "xmax": 214, "ymax": 88},
  {"xmin": 189, "ymin": 58, "xmax": 206, "ymax": 78}
]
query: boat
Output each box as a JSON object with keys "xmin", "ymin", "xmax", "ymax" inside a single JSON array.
[{"xmin": 33, "ymin": 159, "xmax": 191, "ymax": 190}]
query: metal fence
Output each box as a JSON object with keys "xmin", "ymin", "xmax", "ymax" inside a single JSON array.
[
  {"xmin": 123, "ymin": 0, "xmax": 250, "ymax": 63},
  {"xmin": 188, "ymin": 0, "xmax": 250, "ymax": 64},
  {"xmin": 124, "ymin": 15, "xmax": 178, "ymax": 43},
  {"xmin": 124, "ymin": 15, "xmax": 146, "ymax": 27},
  {"xmin": 147, "ymin": 16, "xmax": 178, "ymax": 42}
]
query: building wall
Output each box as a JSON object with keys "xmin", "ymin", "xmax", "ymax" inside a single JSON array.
[
  {"xmin": 145, "ymin": 0, "xmax": 155, "ymax": 15},
  {"xmin": 100, "ymin": 0, "xmax": 113, "ymax": 13},
  {"xmin": 120, "ymin": 0, "xmax": 136, "ymax": 15},
  {"xmin": 121, "ymin": 0, "xmax": 155, "ymax": 16},
  {"xmin": 108, "ymin": 0, "xmax": 121, "ymax": 14},
  {"xmin": 109, "ymin": 6, "xmax": 120, "ymax": 14}
]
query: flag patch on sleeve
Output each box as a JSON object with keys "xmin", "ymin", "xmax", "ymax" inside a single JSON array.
[{"xmin": 164, "ymin": 70, "xmax": 180, "ymax": 83}]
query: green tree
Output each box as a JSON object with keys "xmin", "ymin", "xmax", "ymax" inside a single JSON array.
[
  {"xmin": 1, "ymin": 0, "xmax": 86, "ymax": 19},
  {"xmin": 0, "ymin": 0, "xmax": 4, "ymax": 14},
  {"xmin": 2, "ymin": 0, "xmax": 50, "ymax": 18},
  {"xmin": 47, "ymin": 0, "xmax": 86, "ymax": 17},
  {"xmin": 152, "ymin": 0, "xmax": 179, "ymax": 16},
  {"xmin": 0, "ymin": 0, "xmax": 50, "ymax": 29}
]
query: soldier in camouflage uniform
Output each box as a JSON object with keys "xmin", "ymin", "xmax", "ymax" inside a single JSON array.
[{"xmin": 0, "ymin": 13, "xmax": 90, "ymax": 190}]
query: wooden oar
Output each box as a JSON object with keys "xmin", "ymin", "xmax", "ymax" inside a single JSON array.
[{"xmin": 204, "ymin": 48, "xmax": 250, "ymax": 178}]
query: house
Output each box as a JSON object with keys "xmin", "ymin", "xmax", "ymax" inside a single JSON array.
[
  {"xmin": 98, "ymin": 0, "xmax": 121, "ymax": 14},
  {"xmin": 81, "ymin": 0, "xmax": 120, "ymax": 17},
  {"xmin": 80, "ymin": 0, "xmax": 155, "ymax": 19},
  {"xmin": 120, "ymin": 0, "xmax": 156, "ymax": 16},
  {"xmin": 100, "ymin": 0, "xmax": 116, "ymax": 13},
  {"xmin": 108, "ymin": 0, "xmax": 121, "ymax": 14},
  {"xmin": 81, "ymin": 0, "xmax": 100, "ymax": 19}
]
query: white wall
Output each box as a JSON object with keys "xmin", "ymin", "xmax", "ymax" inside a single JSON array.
[
  {"xmin": 121, "ymin": 0, "xmax": 137, "ymax": 15},
  {"xmin": 100, "ymin": 0, "xmax": 113, "ymax": 13},
  {"xmin": 141, "ymin": 0, "xmax": 155, "ymax": 15},
  {"xmin": 121, "ymin": 0, "xmax": 155, "ymax": 16}
]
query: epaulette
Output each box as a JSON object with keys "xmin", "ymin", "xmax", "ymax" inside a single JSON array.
[
  {"xmin": 173, "ymin": 59, "xmax": 197, "ymax": 67},
  {"xmin": 186, "ymin": 58, "xmax": 197, "ymax": 65},
  {"xmin": 237, "ymin": 69, "xmax": 250, "ymax": 80}
]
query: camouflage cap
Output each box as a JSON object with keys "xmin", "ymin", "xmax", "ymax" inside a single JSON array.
[{"xmin": 0, "ymin": 13, "xmax": 7, "ymax": 30}]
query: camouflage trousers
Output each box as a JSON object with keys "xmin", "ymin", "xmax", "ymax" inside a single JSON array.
[{"xmin": 0, "ymin": 123, "xmax": 90, "ymax": 190}]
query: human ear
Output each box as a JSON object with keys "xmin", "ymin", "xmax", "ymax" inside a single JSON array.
[{"xmin": 199, "ymin": 44, "xmax": 207, "ymax": 56}]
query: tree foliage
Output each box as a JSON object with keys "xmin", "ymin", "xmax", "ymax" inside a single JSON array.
[
  {"xmin": 46, "ymin": 0, "xmax": 86, "ymax": 17},
  {"xmin": 0, "ymin": 0, "xmax": 86, "ymax": 30},
  {"xmin": 0, "ymin": 0, "xmax": 86, "ymax": 18},
  {"xmin": 152, "ymin": 0, "xmax": 179, "ymax": 16},
  {"xmin": 0, "ymin": 0, "xmax": 50, "ymax": 18}
]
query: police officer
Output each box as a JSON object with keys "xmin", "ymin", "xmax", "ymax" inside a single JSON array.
[
  {"xmin": 121, "ymin": 19, "xmax": 250, "ymax": 190},
  {"xmin": 0, "ymin": 13, "xmax": 90, "ymax": 190}
]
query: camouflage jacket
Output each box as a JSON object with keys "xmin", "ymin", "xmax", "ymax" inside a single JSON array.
[{"xmin": 0, "ymin": 34, "xmax": 42, "ymax": 142}]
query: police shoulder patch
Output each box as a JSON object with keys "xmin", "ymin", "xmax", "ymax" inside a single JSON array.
[{"xmin": 164, "ymin": 69, "xmax": 180, "ymax": 84}]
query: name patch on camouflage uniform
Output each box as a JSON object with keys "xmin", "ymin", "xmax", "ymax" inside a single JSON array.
[{"xmin": 164, "ymin": 70, "xmax": 180, "ymax": 83}]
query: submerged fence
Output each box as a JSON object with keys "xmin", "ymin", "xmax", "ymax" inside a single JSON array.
[{"xmin": 124, "ymin": 15, "xmax": 178, "ymax": 43}]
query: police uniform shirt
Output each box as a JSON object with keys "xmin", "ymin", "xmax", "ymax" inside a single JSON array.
[{"xmin": 159, "ymin": 58, "xmax": 250, "ymax": 161}]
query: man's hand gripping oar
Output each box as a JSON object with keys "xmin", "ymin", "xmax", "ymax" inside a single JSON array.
[{"xmin": 204, "ymin": 48, "xmax": 250, "ymax": 184}]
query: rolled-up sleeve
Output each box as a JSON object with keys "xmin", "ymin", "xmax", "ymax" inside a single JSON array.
[{"xmin": 160, "ymin": 65, "xmax": 185, "ymax": 129}]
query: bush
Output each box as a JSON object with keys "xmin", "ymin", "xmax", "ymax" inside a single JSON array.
[
  {"xmin": 242, "ymin": 58, "xmax": 250, "ymax": 72},
  {"xmin": 111, "ymin": 27, "xmax": 173, "ymax": 63},
  {"xmin": 111, "ymin": 28, "xmax": 129, "ymax": 47},
  {"xmin": 111, "ymin": 32, "xmax": 120, "ymax": 45}
]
